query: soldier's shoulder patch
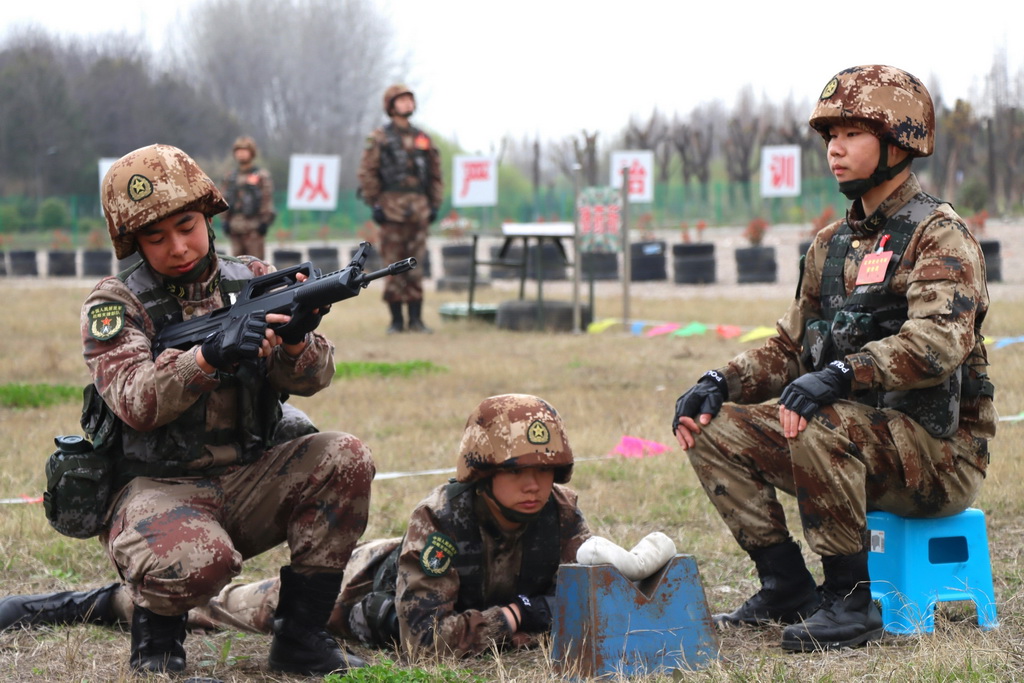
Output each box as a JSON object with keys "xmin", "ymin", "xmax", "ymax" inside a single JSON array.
[
  {"xmin": 419, "ymin": 531, "xmax": 457, "ymax": 577},
  {"xmin": 87, "ymin": 302, "xmax": 126, "ymax": 341},
  {"xmin": 364, "ymin": 134, "xmax": 377, "ymax": 150}
]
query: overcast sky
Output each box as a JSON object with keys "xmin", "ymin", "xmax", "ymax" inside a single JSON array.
[{"xmin": 4, "ymin": 0, "xmax": 1020, "ymax": 153}]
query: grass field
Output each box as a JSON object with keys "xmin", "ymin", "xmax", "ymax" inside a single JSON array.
[{"xmin": 1, "ymin": 274, "xmax": 1022, "ymax": 682}]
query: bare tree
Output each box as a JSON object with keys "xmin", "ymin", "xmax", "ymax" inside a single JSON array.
[
  {"xmin": 626, "ymin": 109, "xmax": 671, "ymax": 182},
  {"xmin": 723, "ymin": 87, "xmax": 765, "ymax": 205},
  {"xmin": 173, "ymin": 0, "xmax": 402, "ymax": 185},
  {"xmin": 672, "ymin": 110, "xmax": 715, "ymax": 185}
]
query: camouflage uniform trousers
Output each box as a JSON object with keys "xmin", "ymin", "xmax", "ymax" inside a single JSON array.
[
  {"xmin": 686, "ymin": 400, "xmax": 987, "ymax": 557},
  {"xmin": 378, "ymin": 219, "xmax": 428, "ymax": 303},
  {"xmin": 226, "ymin": 215, "xmax": 267, "ymax": 260},
  {"xmin": 156, "ymin": 537, "xmax": 401, "ymax": 638},
  {"xmin": 104, "ymin": 431, "xmax": 375, "ymax": 616}
]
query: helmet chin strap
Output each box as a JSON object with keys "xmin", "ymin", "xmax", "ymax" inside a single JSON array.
[
  {"xmin": 152, "ymin": 217, "xmax": 217, "ymax": 286},
  {"xmin": 838, "ymin": 143, "xmax": 913, "ymax": 200},
  {"xmin": 482, "ymin": 479, "xmax": 544, "ymax": 524}
]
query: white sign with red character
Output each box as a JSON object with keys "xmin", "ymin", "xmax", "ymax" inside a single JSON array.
[
  {"xmin": 760, "ymin": 145, "xmax": 801, "ymax": 198},
  {"xmin": 452, "ymin": 155, "xmax": 497, "ymax": 207},
  {"xmin": 606, "ymin": 150, "xmax": 655, "ymax": 201},
  {"xmin": 610, "ymin": 151, "xmax": 654, "ymax": 203},
  {"xmin": 287, "ymin": 154, "xmax": 341, "ymax": 210}
]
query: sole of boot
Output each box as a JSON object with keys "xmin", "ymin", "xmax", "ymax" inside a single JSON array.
[
  {"xmin": 714, "ymin": 593, "xmax": 821, "ymax": 629},
  {"xmin": 779, "ymin": 625, "xmax": 884, "ymax": 652}
]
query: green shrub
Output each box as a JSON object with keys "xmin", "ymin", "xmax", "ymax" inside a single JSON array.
[
  {"xmin": 36, "ymin": 198, "xmax": 70, "ymax": 230},
  {"xmin": 0, "ymin": 204, "xmax": 24, "ymax": 232},
  {"xmin": 957, "ymin": 179, "xmax": 989, "ymax": 213}
]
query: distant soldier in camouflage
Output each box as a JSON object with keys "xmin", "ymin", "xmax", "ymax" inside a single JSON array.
[
  {"xmin": 3, "ymin": 395, "xmax": 591, "ymax": 661},
  {"xmin": 222, "ymin": 136, "xmax": 276, "ymax": 260},
  {"xmin": 358, "ymin": 84, "xmax": 443, "ymax": 334},
  {"xmin": 672, "ymin": 65, "xmax": 996, "ymax": 652},
  {"xmin": 52, "ymin": 143, "xmax": 372, "ymax": 675}
]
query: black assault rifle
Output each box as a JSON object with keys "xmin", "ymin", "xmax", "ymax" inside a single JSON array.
[{"xmin": 152, "ymin": 242, "xmax": 415, "ymax": 356}]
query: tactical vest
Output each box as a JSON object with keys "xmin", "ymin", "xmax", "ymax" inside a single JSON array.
[
  {"xmin": 378, "ymin": 123, "xmax": 431, "ymax": 194},
  {"xmin": 224, "ymin": 168, "xmax": 264, "ymax": 218},
  {"xmin": 373, "ymin": 481, "xmax": 562, "ymax": 607},
  {"xmin": 88, "ymin": 257, "xmax": 282, "ymax": 489},
  {"xmin": 802, "ymin": 193, "xmax": 985, "ymax": 439}
]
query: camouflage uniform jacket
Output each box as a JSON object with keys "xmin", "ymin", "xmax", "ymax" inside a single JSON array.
[
  {"xmin": 396, "ymin": 482, "xmax": 590, "ymax": 657},
  {"xmin": 222, "ymin": 166, "xmax": 276, "ymax": 233},
  {"xmin": 358, "ymin": 122, "xmax": 443, "ymax": 223},
  {"xmin": 715, "ymin": 173, "xmax": 995, "ymax": 445},
  {"xmin": 81, "ymin": 255, "xmax": 335, "ymax": 475}
]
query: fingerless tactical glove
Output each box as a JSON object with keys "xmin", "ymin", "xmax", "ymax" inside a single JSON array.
[
  {"xmin": 511, "ymin": 594, "xmax": 552, "ymax": 633},
  {"xmin": 200, "ymin": 312, "xmax": 267, "ymax": 370},
  {"xmin": 779, "ymin": 359, "xmax": 853, "ymax": 418},
  {"xmin": 671, "ymin": 370, "xmax": 728, "ymax": 434},
  {"xmin": 278, "ymin": 308, "xmax": 329, "ymax": 345}
]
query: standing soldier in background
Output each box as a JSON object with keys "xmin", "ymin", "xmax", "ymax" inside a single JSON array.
[
  {"xmin": 222, "ymin": 136, "xmax": 276, "ymax": 260},
  {"xmin": 358, "ymin": 85, "xmax": 443, "ymax": 334}
]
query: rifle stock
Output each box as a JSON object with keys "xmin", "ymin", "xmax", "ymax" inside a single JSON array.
[{"xmin": 152, "ymin": 242, "xmax": 415, "ymax": 356}]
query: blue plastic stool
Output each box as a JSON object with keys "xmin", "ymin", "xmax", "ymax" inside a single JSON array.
[{"xmin": 867, "ymin": 508, "xmax": 998, "ymax": 634}]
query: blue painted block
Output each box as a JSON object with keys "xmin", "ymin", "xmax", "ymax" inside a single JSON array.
[
  {"xmin": 868, "ymin": 508, "xmax": 998, "ymax": 634},
  {"xmin": 552, "ymin": 554, "xmax": 719, "ymax": 678}
]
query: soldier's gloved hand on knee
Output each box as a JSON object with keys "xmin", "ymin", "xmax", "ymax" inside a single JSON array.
[
  {"xmin": 372, "ymin": 206, "xmax": 387, "ymax": 224},
  {"xmin": 672, "ymin": 370, "xmax": 728, "ymax": 434},
  {"xmin": 511, "ymin": 594, "xmax": 553, "ymax": 633},
  {"xmin": 779, "ymin": 359, "xmax": 853, "ymax": 418},
  {"xmin": 200, "ymin": 312, "xmax": 268, "ymax": 370}
]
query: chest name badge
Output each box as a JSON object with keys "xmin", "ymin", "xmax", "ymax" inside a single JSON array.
[
  {"xmin": 87, "ymin": 302, "xmax": 126, "ymax": 341},
  {"xmin": 414, "ymin": 134, "xmax": 430, "ymax": 150},
  {"xmin": 855, "ymin": 251, "xmax": 893, "ymax": 285},
  {"xmin": 420, "ymin": 532, "xmax": 457, "ymax": 577}
]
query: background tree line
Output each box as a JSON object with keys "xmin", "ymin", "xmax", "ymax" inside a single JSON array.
[{"xmin": 1, "ymin": 0, "xmax": 1021, "ymax": 229}]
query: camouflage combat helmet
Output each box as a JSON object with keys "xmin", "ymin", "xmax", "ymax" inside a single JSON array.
[
  {"xmin": 809, "ymin": 65, "xmax": 935, "ymax": 157},
  {"xmin": 383, "ymin": 84, "xmax": 415, "ymax": 116},
  {"xmin": 232, "ymin": 136, "xmax": 259, "ymax": 158},
  {"xmin": 101, "ymin": 144, "xmax": 229, "ymax": 260},
  {"xmin": 456, "ymin": 394, "xmax": 573, "ymax": 484}
]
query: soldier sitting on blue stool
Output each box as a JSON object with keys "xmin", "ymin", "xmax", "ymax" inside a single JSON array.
[{"xmin": 672, "ymin": 65, "xmax": 995, "ymax": 652}]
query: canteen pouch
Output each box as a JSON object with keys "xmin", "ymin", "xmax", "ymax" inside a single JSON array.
[{"xmin": 43, "ymin": 434, "xmax": 113, "ymax": 539}]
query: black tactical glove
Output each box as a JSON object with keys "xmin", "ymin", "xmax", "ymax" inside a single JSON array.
[
  {"xmin": 428, "ymin": 207, "xmax": 438, "ymax": 223},
  {"xmin": 257, "ymin": 222, "xmax": 269, "ymax": 236},
  {"xmin": 511, "ymin": 594, "xmax": 553, "ymax": 633},
  {"xmin": 672, "ymin": 370, "xmax": 728, "ymax": 434},
  {"xmin": 200, "ymin": 312, "xmax": 268, "ymax": 370},
  {"xmin": 278, "ymin": 306, "xmax": 330, "ymax": 345},
  {"xmin": 372, "ymin": 206, "xmax": 387, "ymax": 225},
  {"xmin": 779, "ymin": 359, "xmax": 853, "ymax": 419}
]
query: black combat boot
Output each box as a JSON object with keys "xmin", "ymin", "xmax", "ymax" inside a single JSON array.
[
  {"xmin": 715, "ymin": 540, "xmax": 821, "ymax": 627},
  {"xmin": 780, "ymin": 550, "xmax": 883, "ymax": 651},
  {"xmin": 387, "ymin": 302, "xmax": 404, "ymax": 334},
  {"xmin": 0, "ymin": 582, "xmax": 120, "ymax": 631},
  {"xmin": 268, "ymin": 566, "xmax": 366, "ymax": 675},
  {"xmin": 406, "ymin": 301, "xmax": 432, "ymax": 333},
  {"xmin": 129, "ymin": 605, "xmax": 187, "ymax": 673}
]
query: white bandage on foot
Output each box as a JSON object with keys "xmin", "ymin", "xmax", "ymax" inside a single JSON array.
[{"xmin": 575, "ymin": 532, "xmax": 677, "ymax": 580}]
